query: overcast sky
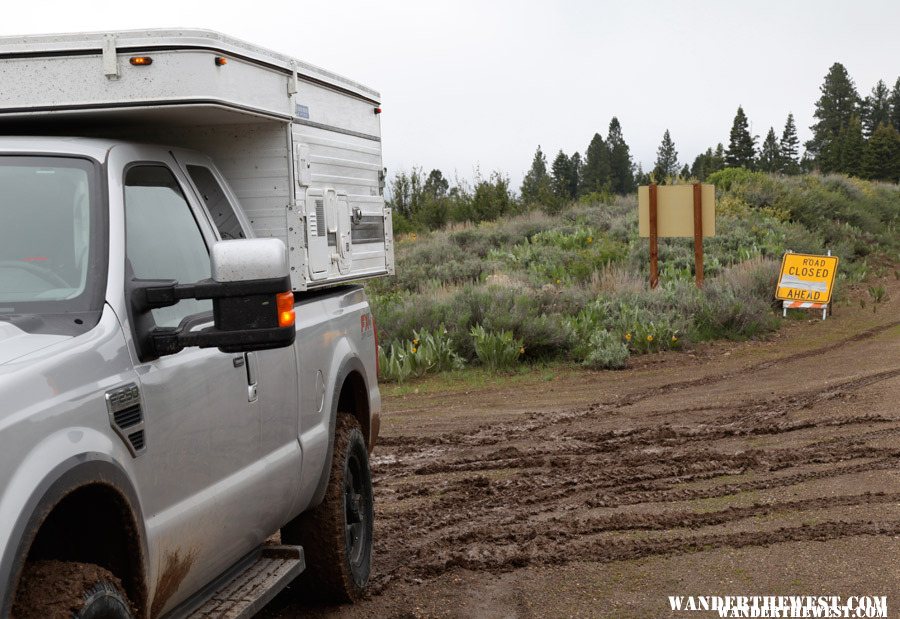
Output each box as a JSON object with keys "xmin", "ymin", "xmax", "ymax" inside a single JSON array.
[{"xmin": 3, "ymin": 1, "xmax": 899, "ymax": 187}]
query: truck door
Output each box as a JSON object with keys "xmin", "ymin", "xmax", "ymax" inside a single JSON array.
[
  {"xmin": 112, "ymin": 147, "xmax": 265, "ymax": 612},
  {"xmin": 175, "ymin": 150, "xmax": 303, "ymax": 528}
]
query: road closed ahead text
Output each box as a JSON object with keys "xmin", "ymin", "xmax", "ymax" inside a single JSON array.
[{"xmin": 776, "ymin": 253, "xmax": 839, "ymax": 303}]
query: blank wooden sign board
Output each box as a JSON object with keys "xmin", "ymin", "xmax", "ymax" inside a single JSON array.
[
  {"xmin": 638, "ymin": 183, "xmax": 716, "ymax": 288},
  {"xmin": 638, "ymin": 184, "xmax": 716, "ymax": 237}
]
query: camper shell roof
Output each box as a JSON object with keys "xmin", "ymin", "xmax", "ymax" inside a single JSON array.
[{"xmin": 0, "ymin": 28, "xmax": 380, "ymax": 104}]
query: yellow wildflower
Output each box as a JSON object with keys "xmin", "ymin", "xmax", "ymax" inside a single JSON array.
[
  {"xmin": 625, "ymin": 332, "xmax": 632, "ymax": 341},
  {"xmin": 411, "ymin": 347, "xmax": 418, "ymax": 354},
  {"xmin": 646, "ymin": 334, "xmax": 654, "ymax": 342},
  {"xmin": 671, "ymin": 335, "xmax": 678, "ymax": 342},
  {"xmin": 413, "ymin": 338, "xmax": 420, "ymax": 346},
  {"xmin": 519, "ymin": 346, "xmax": 525, "ymax": 355},
  {"xmin": 587, "ymin": 237, "xmax": 593, "ymax": 244}
]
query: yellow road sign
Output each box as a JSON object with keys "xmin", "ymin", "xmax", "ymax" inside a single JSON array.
[{"xmin": 776, "ymin": 252, "xmax": 839, "ymax": 303}]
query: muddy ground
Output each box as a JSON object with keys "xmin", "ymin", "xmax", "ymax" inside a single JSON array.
[{"xmin": 262, "ymin": 276, "xmax": 900, "ymax": 618}]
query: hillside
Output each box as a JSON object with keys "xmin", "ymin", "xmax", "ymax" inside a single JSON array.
[{"xmin": 367, "ymin": 170, "xmax": 899, "ymax": 381}]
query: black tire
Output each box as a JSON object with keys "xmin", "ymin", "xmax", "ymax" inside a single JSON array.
[
  {"xmin": 282, "ymin": 414, "xmax": 374, "ymax": 603},
  {"xmin": 13, "ymin": 560, "xmax": 134, "ymax": 619}
]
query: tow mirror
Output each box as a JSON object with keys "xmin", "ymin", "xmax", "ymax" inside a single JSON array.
[{"xmin": 130, "ymin": 238, "xmax": 296, "ymax": 360}]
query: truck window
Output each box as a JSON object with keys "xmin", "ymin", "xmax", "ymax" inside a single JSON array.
[
  {"xmin": 0, "ymin": 157, "xmax": 93, "ymax": 306},
  {"xmin": 124, "ymin": 165, "xmax": 213, "ymax": 329},
  {"xmin": 186, "ymin": 165, "xmax": 246, "ymax": 240}
]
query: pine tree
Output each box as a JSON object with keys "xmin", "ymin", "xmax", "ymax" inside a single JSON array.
[
  {"xmin": 607, "ymin": 117, "xmax": 634, "ymax": 194},
  {"xmin": 633, "ymin": 162, "xmax": 649, "ymax": 187},
  {"xmin": 890, "ymin": 77, "xmax": 900, "ymax": 132},
  {"xmin": 862, "ymin": 79, "xmax": 891, "ymax": 137},
  {"xmin": 861, "ymin": 123, "xmax": 900, "ymax": 182},
  {"xmin": 691, "ymin": 144, "xmax": 726, "ymax": 181},
  {"xmin": 652, "ymin": 129, "xmax": 679, "ymax": 181},
  {"xmin": 520, "ymin": 146, "xmax": 553, "ymax": 206},
  {"xmin": 714, "ymin": 143, "xmax": 725, "ymax": 164},
  {"xmin": 550, "ymin": 150, "xmax": 573, "ymax": 200},
  {"xmin": 691, "ymin": 148, "xmax": 712, "ymax": 180},
  {"xmin": 581, "ymin": 133, "xmax": 611, "ymax": 194},
  {"xmin": 423, "ymin": 169, "xmax": 449, "ymax": 198},
  {"xmin": 725, "ymin": 106, "xmax": 757, "ymax": 168},
  {"xmin": 569, "ymin": 152, "xmax": 582, "ymax": 198},
  {"xmin": 839, "ymin": 115, "xmax": 865, "ymax": 176},
  {"xmin": 779, "ymin": 113, "xmax": 801, "ymax": 175},
  {"xmin": 758, "ymin": 127, "xmax": 781, "ymax": 172},
  {"xmin": 679, "ymin": 164, "xmax": 691, "ymax": 179},
  {"xmin": 806, "ymin": 62, "xmax": 859, "ymax": 170}
]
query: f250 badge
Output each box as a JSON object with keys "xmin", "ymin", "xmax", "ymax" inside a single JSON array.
[{"xmin": 360, "ymin": 314, "xmax": 374, "ymax": 339}]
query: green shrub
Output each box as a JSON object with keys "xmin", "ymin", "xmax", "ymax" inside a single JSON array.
[
  {"xmin": 691, "ymin": 278, "xmax": 779, "ymax": 341},
  {"xmin": 707, "ymin": 167, "xmax": 769, "ymax": 192},
  {"xmin": 470, "ymin": 325, "xmax": 523, "ymax": 371},
  {"xmin": 376, "ymin": 325, "xmax": 465, "ymax": 382},
  {"xmin": 582, "ymin": 330, "xmax": 630, "ymax": 369},
  {"xmin": 413, "ymin": 325, "xmax": 465, "ymax": 372},
  {"xmin": 377, "ymin": 341, "xmax": 414, "ymax": 383}
]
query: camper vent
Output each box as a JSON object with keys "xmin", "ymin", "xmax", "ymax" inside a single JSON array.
[{"xmin": 315, "ymin": 199, "xmax": 326, "ymax": 237}]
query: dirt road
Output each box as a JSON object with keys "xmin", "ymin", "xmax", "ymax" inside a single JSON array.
[{"xmin": 263, "ymin": 276, "xmax": 900, "ymax": 618}]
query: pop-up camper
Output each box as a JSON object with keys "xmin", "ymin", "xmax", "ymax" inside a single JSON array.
[{"xmin": 0, "ymin": 28, "xmax": 393, "ymax": 291}]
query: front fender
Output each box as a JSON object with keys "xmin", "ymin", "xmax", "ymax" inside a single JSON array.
[{"xmin": 0, "ymin": 445, "xmax": 147, "ymax": 617}]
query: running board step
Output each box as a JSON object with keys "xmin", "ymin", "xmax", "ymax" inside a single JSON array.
[{"xmin": 187, "ymin": 545, "xmax": 305, "ymax": 619}]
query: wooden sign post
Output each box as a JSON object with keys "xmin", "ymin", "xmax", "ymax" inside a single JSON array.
[
  {"xmin": 692, "ymin": 182, "xmax": 703, "ymax": 288},
  {"xmin": 638, "ymin": 182, "xmax": 715, "ymax": 290},
  {"xmin": 649, "ymin": 183, "xmax": 659, "ymax": 289}
]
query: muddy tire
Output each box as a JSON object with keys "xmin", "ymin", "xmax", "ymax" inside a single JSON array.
[
  {"xmin": 282, "ymin": 414, "xmax": 374, "ymax": 603},
  {"xmin": 12, "ymin": 560, "xmax": 133, "ymax": 619}
]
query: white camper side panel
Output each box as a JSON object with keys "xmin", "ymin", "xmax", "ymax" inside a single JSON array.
[
  {"xmin": 289, "ymin": 78, "xmax": 391, "ymax": 289},
  {"xmin": 292, "ymin": 123, "xmax": 391, "ymax": 288}
]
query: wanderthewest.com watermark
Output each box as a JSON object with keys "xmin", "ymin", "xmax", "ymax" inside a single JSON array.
[{"xmin": 668, "ymin": 595, "xmax": 888, "ymax": 618}]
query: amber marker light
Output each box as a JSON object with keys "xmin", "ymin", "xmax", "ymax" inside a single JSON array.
[
  {"xmin": 214, "ymin": 56, "xmax": 228, "ymax": 66},
  {"xmin": 276, "ymin": 291, "xmax": 295, "ymax": 328},
  {"xmin": 129, "ymin": 56, "xmax": 153, "ymax": 66}
]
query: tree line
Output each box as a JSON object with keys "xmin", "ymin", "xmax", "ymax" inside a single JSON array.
[
  {"xmin": 389, "ymin": 63, "xmax": 900, "ymax": 232},
  {"xmin": 652, "ymin": 64, "xmax": 900, "ymax": 183}
]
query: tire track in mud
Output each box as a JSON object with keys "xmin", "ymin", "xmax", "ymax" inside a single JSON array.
[
  {"xmin": 376, "ymin": 367, "xmax": 900, "ymax": 458},
  {"xmin": 404, "ymin": 520, "xmax": 900, "ymax": 583},
  {"xmin": 367, "ymin": 332, "xmax": 900, "ymax": 593},
  {"xmin": 615, "ymin": 321, "xmax": 900, "ymax": 409},
  {"xmin": 442, "ymin": 492, "xmax": 900, "ymax": 545}
]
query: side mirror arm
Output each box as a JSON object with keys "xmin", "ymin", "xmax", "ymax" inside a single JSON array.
[{"xmin": 129, "ymin": 274, "xmax": 294, "ymax": 361}]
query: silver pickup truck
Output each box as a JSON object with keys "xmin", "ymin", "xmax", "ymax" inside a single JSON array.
[{"xmin": 0, "ymin": 136, "xmax": 381, "ymax": 618}]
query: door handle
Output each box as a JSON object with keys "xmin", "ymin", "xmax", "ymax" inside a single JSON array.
[{"xmin": 244, "ymin": 352, "xmax": 259, "ymax": 402}]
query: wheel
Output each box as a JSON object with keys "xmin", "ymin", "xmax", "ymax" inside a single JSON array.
[
  {"xmin": 12, "ymin": 560, "xmax": 134, "ymax": 619},
  {"xmin": 282, "ymin": 414, "xmax": 374, "ymax": 603}
]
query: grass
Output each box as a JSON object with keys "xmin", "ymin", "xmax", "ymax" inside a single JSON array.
[
  {"xmin": 369, "ymin": 171, "xmax": 899, "ymax": 382},
  {"xmin": 381, "ymin": 360, "xmax": 578, "ymax": 397}
]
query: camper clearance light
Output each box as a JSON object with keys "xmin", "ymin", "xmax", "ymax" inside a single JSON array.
[
  {"xmin": 277, "ymin": 292, "xmax": 296, "ymax": 328},
  {"xmin": 215, "ymin": 56, "xmax": 228, "ymax": 66},
  {"xmin": 129, "ymin": 56, "xmax": 153, "ymax": 66}
]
